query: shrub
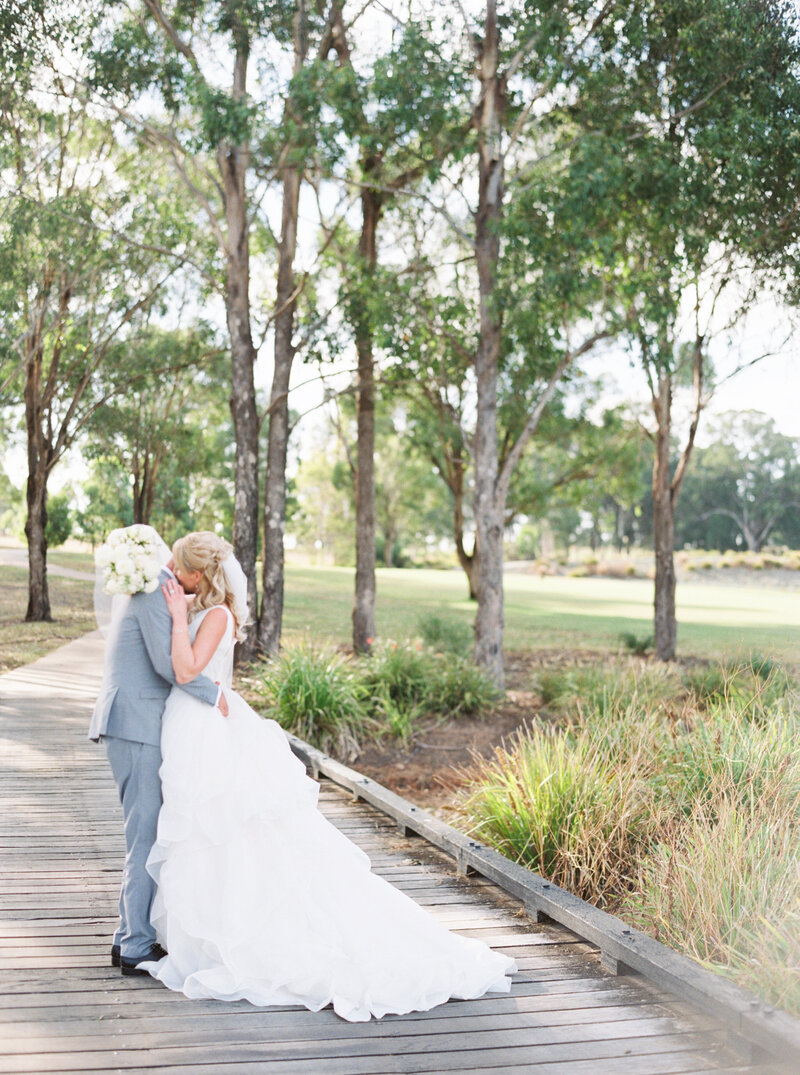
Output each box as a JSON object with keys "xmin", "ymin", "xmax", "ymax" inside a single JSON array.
[
  {"xmin": 45, "ymin": 493, "xmax": 72, "ymax": 547},
  {"xmin": 422, "ymin": 656, "xmax": 502, "ymax": 718},
  {"xmin": 417, "ymin": 613, "xmax": 472, "ymax": 657},
  {"xmin": 362, "ymin": 642, "xmax": 500, "ymax": 720},
  {"xmin": 247, "ymin": 647, "xmax": 368, "ymax": 761},
  {"xmin": 619, "ymin": 631, "xmax": 654, "ymax": 656},
  {"xmin": 361, "ymin": 643, "xmax": 431, "ymax": 710},
  {"xmin": 371, "ymin": 689, "xmax": 422, "ymax": 746}
]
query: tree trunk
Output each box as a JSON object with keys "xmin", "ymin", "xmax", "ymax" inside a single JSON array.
[
  {"xmin": 352, "ymin": 186, "xmax": 381, "ymax": 653},
  {"xmin": 258, "ymin": 162, "xmax": 302, "ymax": 656},
  {"xmin": 219, "ymin": 32, "xmax": 259, "ymax": 661},
  {"xmin": 257, "ymin": 2, "xmax": 309, "ymax": 658},
  {"xmin": 382, "ymin": 526, "xmax": 394, "ymax": 568},
  {"xmin": 223, "ymin": 171, "xmax": 259, "ymax": 659},
  {"xmin": 23, "ymin": 331, "xmax": 51, "ymax": 622},
  {"xmin": 132, "ymin": 468, "xmax": 144, "ymax": 525},
  {"xmin": 25, "ymin": 465, "xmax": 51, "ymax": 622},
  {"xmin": 472, "ymin": 0, "xmax": 505, "ymax": 687},
  {"xmin": 652, "ymin": 373, "xmax": 676, "ymax": 661},
  {"xmin": 452, "ymin": 463, "xmax": 478, "ymax": 600}
]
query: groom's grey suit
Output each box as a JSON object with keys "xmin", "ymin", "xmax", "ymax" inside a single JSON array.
[{"xmin": 90, "ymin": 567, "xmax": 218, "ymax": 960}]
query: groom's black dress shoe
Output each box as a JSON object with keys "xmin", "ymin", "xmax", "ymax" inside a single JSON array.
[
  {"xmin": 120, "ymin": 942, "xmax": 168, "ymax": 977},
  {"xmin": 111, "ymin": 944, "xmax": 121, "ymax": 968}
]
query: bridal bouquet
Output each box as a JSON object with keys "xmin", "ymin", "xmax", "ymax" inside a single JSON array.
[{"xmin": 95, "ymin": 525, "xmax": 164, "ymax": 596}]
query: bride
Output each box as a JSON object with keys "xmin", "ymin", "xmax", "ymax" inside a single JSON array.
[{"xmin": 140, "ymin": 530, "xmax": 516, "ymax": 1022}]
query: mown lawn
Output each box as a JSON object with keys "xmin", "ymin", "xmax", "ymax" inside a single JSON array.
[{"xmin": 281, "ymin": 565, "xmax": 800, "ymax": 662}]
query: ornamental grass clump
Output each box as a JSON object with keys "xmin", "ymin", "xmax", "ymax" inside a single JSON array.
[
  {"xmin": 457, "ymin": 726, "xmax": 653, "ymax": 905},
  {"xmin": 362, "ymin": 642, "xmax": 499, "ymax": 720},
  {"xmin": 248, "ymin": 646, "xmax": 367, "ymax": 762},
  {"xmin": 534, "ymin": 660, "xmax": 679, "ymax": 718},
  {"xmin": 361, "ymin": 642, "xmax": 431, "ymax": 710},
  {"xmin": 667, "ymin": 705, "xmax": 800, "ymax": 819},
  {"xmin": 683, "ymin": 653, "xmax": 791, "ymax": 718},
  {"xmin": 417, "ymin": 613, "xmax": 472, "ymax": 657},
  {"xmin": 622, "ymin": 794, "xmax": 800, "ymax": 1014}
]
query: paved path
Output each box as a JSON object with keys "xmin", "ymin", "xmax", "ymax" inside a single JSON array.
[{"xmin": 0, "ymin": 636, "xmax": 784, "ymax": 1074}]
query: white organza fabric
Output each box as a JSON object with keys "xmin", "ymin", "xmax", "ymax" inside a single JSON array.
[
  {"xmin": 220, "ymin": 552, "xmax": 249, "ymax": 632},
  {"xmin": 143, "ymin": 607, "xmax": 517, "ymax": 1021}
]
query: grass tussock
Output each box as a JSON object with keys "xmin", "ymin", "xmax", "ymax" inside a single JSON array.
[
  {"xmin": 245, "ymin": 647, "xmax": 368, "ymax": 762},
  {"xmin": 245, "ymin": 639, "xmax": 500, "ymax": 759},
  {"xmin": 457, "ymin": 655, "xmax": 800, "ymax": 1016},
  {"xmin": 459, "ymin": 727, "xmax": 655, "ymax": 903},
  {"xmin": 416, "ymin": 613, "xmax": 472, "ymax": 657}
]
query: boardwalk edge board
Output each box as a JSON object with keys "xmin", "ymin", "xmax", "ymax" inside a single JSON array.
[{"xmin": 285, "ymin": 731, "xmax": 800, "ymax": 1067}]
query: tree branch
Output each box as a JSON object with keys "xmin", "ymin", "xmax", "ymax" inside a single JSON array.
[{"xmin": 497, "ymin": 329, "xmax": 611, "ymax": 501}]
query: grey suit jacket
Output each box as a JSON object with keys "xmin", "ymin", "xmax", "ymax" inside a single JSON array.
[{"xmin": 89, "ymin": 568, "xmax": 218, "ymax": 747}]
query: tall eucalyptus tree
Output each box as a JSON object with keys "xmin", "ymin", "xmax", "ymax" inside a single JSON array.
[
  {"xmin": 0, "ymin": 93, "xmax": 191, "ymax": 619},
  {"xmin": 569, "ymin": 0, "xmax": 800, "ymax": 659},
  {"xmin": 323, "ymin": 6, "xmax": 469, "ymax": 652},
  {"xmin": 92, "ymin": 0, "xmax": 297, "ymax": 655}
]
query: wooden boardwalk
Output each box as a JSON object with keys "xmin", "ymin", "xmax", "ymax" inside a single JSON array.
[{"xmin": 0, "ymin": 635, "xmax": 787, "ymax": 1074}]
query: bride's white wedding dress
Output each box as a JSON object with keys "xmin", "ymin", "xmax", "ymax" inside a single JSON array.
[{"xmin": 143, "ymin": 607, "xmax": 517, "ymax": 1021}]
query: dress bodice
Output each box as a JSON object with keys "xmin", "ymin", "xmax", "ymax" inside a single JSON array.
[{"xmin": 188, "ymin": 605, "xmax": 235, "ymax": 689}]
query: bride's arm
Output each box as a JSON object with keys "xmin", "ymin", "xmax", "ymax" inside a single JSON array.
[{"xmin": 162, "ymin": 582, "xmax": 228, "ymax": 684}]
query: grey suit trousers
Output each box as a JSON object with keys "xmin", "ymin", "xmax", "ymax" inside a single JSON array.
[{"xmin": 104, "ymin": 736, "xmax": 163, "ymax": 959}]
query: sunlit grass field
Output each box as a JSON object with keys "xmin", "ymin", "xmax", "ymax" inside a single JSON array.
[
  {"xmin": 2, "ymin": 559, "xmax": 799, "ymax": 672},
  {"xmin": 281, "ymin": 565, "xmax": 800, "ymax": 662}
]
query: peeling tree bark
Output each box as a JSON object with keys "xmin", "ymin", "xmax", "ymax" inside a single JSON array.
[
  {"xmin": 24, "ymin": 466, "xmax": 51, "ymax": 622},
  {"xmin": 651, "ymin": 373, "xmax": 676, "ymax": 661},
  {"xmin": 219, "ymin": 22, "xmax": 259, "ymax": 660},
  {"xmin": 258, "ymin": 148, "xmax": 303, "ymax": 656},
  {"xmin": 649, "ymin": 337, "xmax": 704, "ymax": 661},
  {"xmin": 351, "ymin": 185, "xmax": 380, "ymax": 653},
  {"xmin": 472, "ymin": 0, "xmax": 506, "ymax": 687}
]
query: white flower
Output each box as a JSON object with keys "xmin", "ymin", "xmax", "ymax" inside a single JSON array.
[
  {"xmin": 112, "ymin": 550, "xmax": 134, "ymax": 575},
  {"xmin": 95, "ymin": 546, "xmax": 113, "ymax": 569},
  {"xmin": 143, "ymin": 577, "xmax": 159, "ymax": 593}
]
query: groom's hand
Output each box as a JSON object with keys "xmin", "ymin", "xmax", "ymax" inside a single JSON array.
[{"xmin": 216, "ymin": 684, "xmax": 229, "ymax": 718}]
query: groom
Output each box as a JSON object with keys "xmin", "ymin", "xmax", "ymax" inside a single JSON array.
[{"xmin": 89, "ymin": 557, "xmax": 228, "ymax": 976}]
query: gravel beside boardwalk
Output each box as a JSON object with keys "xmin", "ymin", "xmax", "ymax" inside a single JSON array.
[{"xmin": 0, "ymin": 634, "xmax": 786, "ymax": 1074}]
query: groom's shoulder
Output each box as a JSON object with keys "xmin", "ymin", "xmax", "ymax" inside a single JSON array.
[{"xmin": 130, "ymin": 575, "xmax": 169, "ymax": 615}]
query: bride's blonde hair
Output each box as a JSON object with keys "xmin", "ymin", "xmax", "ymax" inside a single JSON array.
[{"xmin": 172, "ymin": 531, "xmax": 245, "ymax": 641}]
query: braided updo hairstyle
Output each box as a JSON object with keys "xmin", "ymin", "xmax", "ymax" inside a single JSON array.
[{"xmin": 172, "ymin": 531, "xmax": 245, "ymax": 641}]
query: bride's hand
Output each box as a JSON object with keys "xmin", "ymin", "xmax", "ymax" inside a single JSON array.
[{"xmin": 162, "ymin": 579, "xmax": 190, "ymax": 626}]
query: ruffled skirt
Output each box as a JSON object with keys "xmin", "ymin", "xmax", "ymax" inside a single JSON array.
[{"xmin": 143, "ymin": 689, "xmax": 517, "ymax": 1021}]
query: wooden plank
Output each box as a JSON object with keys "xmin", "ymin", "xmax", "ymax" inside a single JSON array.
[
  {"xmin": 0, "ymin": 1043, "xmax": 738, "ymax": 1075},
  {"xmin": 0, "ymin": 1001, "xmax": 716, "ymax": 1048},
  {"xmin": 0, "ymin": 988, "xmax": 670, "ymax": 1026},
  {"xmin": 0, "ymin": 1023, "xmax": 725, "ymax": 1074}
]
